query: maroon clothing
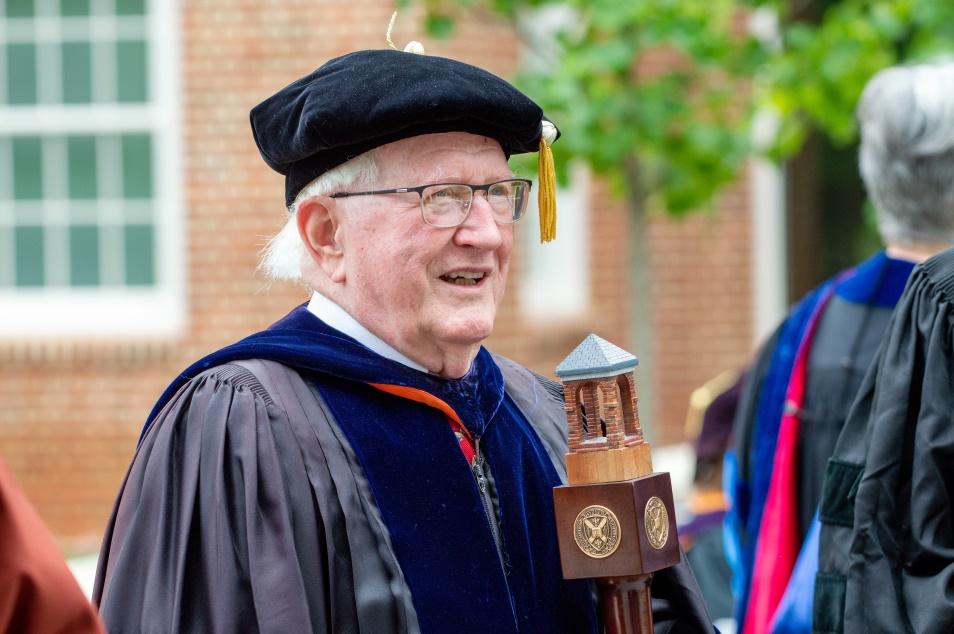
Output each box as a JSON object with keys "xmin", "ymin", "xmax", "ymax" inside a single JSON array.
[{"xmin": 0, "ymin": 456, "xmax": 104, "ymax": 634}]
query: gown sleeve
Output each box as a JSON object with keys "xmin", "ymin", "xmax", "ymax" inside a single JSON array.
[
  {"xmin": 840, "ymin": 252, "xmax": 954, "ymax": 633},
  {"xmin": 93, "ymin": 361, "xmax": 417, "ymax": 633}
]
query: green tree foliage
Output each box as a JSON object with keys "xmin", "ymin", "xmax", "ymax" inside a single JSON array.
[
  {"xmin": 412, "ymin": 0, "xmax": 954, "ymax": 216},
  {"xmin": 759, "ymin": 0, "xmax": 954, "ymax": 159}
]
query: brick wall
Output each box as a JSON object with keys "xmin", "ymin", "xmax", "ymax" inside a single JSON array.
[
  {"xmin": 0, "ymin": 0, "xmax": 754, "ymax": 549},
  {"xmin": 648, "ymin": 180, "xmax": 754, "ymax": 444}
]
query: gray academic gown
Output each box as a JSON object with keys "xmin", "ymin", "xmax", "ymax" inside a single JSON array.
[{"xmin": 93, "ymin": 354, "xmax": 712, "ymax": 633}]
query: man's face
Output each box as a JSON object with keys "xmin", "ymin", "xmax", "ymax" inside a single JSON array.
[{"xmin": 333, "ymin": 132, "xmax": 515, "ymax": 377}]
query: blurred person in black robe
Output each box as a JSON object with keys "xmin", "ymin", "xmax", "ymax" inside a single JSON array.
[
  {"xmin": 726, "ymin": 60, "xmax": 954, "ymax": 634},
  {"xmin": 815, "ymin": 246, "xmax": 954, "ymax": 632},
  {"xmin": 91, "ymin": 44, "xmax": 714, "ymax": 633}
]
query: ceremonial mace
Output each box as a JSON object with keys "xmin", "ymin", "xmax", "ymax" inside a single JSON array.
[{"xmin": 553, "ymin": 335, "xmax": 681, "ymax": 633}]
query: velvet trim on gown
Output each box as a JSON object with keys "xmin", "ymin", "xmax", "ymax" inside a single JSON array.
[{"xmin": 134, "ymin": 305, "xmax": 597, "ymax": 634}]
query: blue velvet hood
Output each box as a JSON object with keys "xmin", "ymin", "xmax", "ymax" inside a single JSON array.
[{"xmin": 140, "ymin": 304, "xmax": 598, "ymax": 634}]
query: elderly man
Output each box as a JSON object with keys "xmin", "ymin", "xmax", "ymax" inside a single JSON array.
[{"xmin": 92, "ymin": 49, "xmax": 712, "ymax": 632}]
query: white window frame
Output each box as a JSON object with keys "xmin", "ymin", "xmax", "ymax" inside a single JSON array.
[
  {"xmin": 516, "ymin": 5, "xmax": 591, "ymax": 321},
  {"xmin": 519, "ymin": 161, "xmax": 590, "ymax": 319},
  {"xmin": 0, "ymin": 0, "xmax": 183, "ymax": 338}
]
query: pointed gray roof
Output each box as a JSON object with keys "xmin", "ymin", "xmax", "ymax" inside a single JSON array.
[{"xmin": 555, "ymin": 334, "xmax": 638, "ymax": 380}]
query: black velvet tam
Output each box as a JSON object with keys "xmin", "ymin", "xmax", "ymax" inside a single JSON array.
[{"xmin": 249, "ymin": 49, "xmax": 557, "ymax": 206}]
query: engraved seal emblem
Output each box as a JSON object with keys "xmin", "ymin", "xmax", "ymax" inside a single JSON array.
[
  {"xmin": 644, "ymin": 496, "xmax": 669, "ymax": 550},
  {"xmin": 573, "ymin": 505, "xmax": 621, "ymax": 558}
]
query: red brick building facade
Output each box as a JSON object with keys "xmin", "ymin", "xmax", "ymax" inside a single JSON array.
[{"xmin": 0, "ymin": 0, "xmax": 754, "ymax": 552}]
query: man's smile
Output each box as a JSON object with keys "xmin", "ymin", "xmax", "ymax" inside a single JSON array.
[{"xmin": 441, "ymin": 271, "xmax": 486, "ymax": 286}]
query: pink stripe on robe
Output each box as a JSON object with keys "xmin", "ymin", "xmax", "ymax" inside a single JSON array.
[{"xmin": 742, "ymin": 287, "xmax": 834, "ymax": 634}]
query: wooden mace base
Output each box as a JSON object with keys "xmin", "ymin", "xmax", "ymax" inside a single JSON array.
[{"xmin": 553, "ymin": 472, "xmax": 680, "ymax": 580}]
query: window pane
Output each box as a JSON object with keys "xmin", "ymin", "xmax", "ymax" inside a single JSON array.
[
  {"xmin": 124, "ymin": 224, "xmax": 153, "ymax": 285},
  {"xmin": 7, "ymin": 43, "xmax": 37, "ymax": 105},
  {"xmin": 121, "ymin": 134, "xmax": 151, "ymax": 198},
  {"xmin": 15, "ymin": 225, "xmax": 44, "ymax": 286},
  {"xmin": 62, "ymin": 42, "xmax": 93, "ymax": 104},
  {"xmin": 69, "ymin": 225, "xmax": 99, "ymax": 285},
  {"xmin": 67, "ymin": 136, "xmax": 97, "ymax": 199},
  {"xmin": 116, "ymin": 40, "xmax": 147, "ymax": 103},
  {"xmin": 12, "ymin": 137, "xmax": 43, "ymax": 200},
  {"xmin": 60, "ymin": 0, "xmax": 90, "ymax": 16},
  {"xmin": 115, "ymin": 0, "xmax": 145, "ymax": 15},
  {"xmin": 5, "ymin": 0, "xmax": 34, "ymax": 17}
]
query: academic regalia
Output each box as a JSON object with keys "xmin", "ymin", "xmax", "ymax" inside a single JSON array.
[
  {"xmin": 725, "ymin": 251, "xmax": 915, "ymax": 633},
  {"xmin": 680, "ymin": 493, "xmax": 733, "ymax": 622},
  {"xmin": 93, "ymin": 305, "xmax": 713, "ymax": 633},
  {"xmin": 815, "ymin": 247, "xmax": 954, "ymax": 633},
  {"xmin": 93, "ymin": 46, "xmax": 715, "ymax": 633},
  {"xmin": 679, "ymin": 371, "xmax": 744, "ymax": 623}
]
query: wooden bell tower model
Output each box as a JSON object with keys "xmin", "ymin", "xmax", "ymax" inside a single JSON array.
[{"xmin": 553, "ymin": 334, "xmax": 680, "ymax": 633}]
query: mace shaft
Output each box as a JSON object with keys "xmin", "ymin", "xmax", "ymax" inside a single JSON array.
[{"xmin": 599, "ymin": 575, "xmax": 654, "ymax": 634}]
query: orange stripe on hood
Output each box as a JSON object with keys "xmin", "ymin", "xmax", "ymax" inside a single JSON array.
[{"xmin": 368, "ymin": 383, "xmax": 472, "ymax": 439}]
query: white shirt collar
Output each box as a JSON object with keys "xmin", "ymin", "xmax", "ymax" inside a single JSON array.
[{"xmin": 307, "ymin": 292, "xmax": 430, "ymax": 373}]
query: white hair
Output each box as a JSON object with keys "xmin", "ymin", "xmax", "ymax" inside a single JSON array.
[
  {"xmin": 259, "ymin": 152, "xmax": 379, "ymax": 281},
  {"xmin": 858, "ymin": 60, "xmax": 954, "ymax": 246}
]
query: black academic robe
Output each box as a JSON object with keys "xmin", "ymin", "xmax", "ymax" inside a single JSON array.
[
  {"xmin": 93, "ymin": 312, "xmax": 713, "ymax": 633},
  {"xmin": 815, "ymin": 247, "xmax": 954, "ymax": 633},
  {"xmin": 726, "ymin": 252, "xmax": 914, "ymax": 631}
]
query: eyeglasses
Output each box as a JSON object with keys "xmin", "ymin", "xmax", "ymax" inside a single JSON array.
[{"xmin": 330, "ymin": 178, "xmax": 533, "ymax": 228}]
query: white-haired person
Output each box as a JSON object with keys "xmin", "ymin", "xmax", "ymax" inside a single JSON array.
[
  {"xmin": 814, "ymin": 62, "xmax": 954, "ymax": 634},
  {"xmin": 726, "ymin": 60, "xmax": 954, "ymax": 634}
]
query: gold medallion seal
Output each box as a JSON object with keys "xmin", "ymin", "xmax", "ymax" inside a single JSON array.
[
  {"xmin": 644, "ymin": 496, "xmax": 669, "ymax": 550},
  {"xmin": 573, "ymin": 505, "xmax": 621, "ymax": 558}
]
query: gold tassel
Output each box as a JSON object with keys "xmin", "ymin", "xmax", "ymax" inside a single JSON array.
[
  {"xmin": 537, "ymin": 136, "xmax": 557, "ymax": 243},
  {"xmin": 386, "ymin": 12, "xmax": 398, "ymax": 50}
]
